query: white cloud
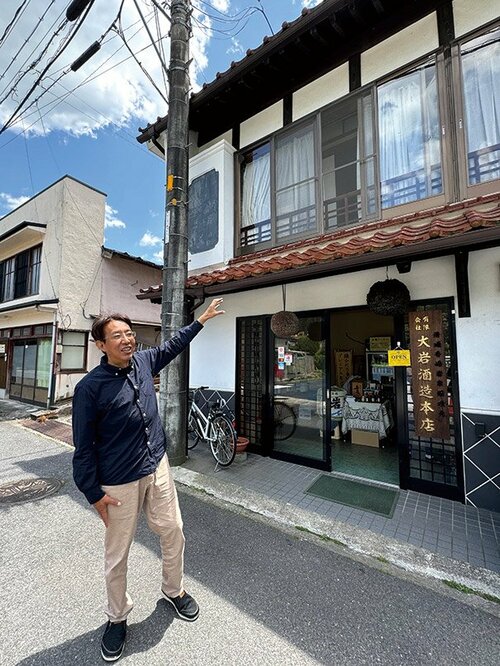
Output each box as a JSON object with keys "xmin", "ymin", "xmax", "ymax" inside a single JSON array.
[
  {"xmin": 227, "ymin": 37, "xmax": 244, "ymax": 56},
  {"xmin": 153, "ymin": 249, "xmax": 164, "ymax": 262},
  {"xmin": 300, "ymin": 0, "xmax": 323, "ymax": 7},
  {"xmin": 105, "ymin": 203, "xmax": 126, "ymax": 229},
  {"xmin": 0, "ymin": 0, "xmax": 231, "ymax": 137},
  {"xmin": 139, "ymin": 231, "xmax": 162, "ymax": 246},
  {"xmin": 211, "ymin": 0, "xmax": 230, "ymax": 10},
  {"xmin": 0, "ymin": 192, "xmax": 30, "ymax": 211}
]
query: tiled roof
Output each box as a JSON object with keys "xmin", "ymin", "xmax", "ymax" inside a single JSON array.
[{"xmin": 138, "ymin": 194, "xmax": 500, "ymax": 298}]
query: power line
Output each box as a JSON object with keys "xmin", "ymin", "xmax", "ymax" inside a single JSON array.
[
  {"xmin": 0, "ymin": 28, "xmax": 170, "ymax": 147},
  {"xmin": 130, "ymin": 0, "xmax": 169, "ymax": 79},
  {"xmin": 0, "ymin": 0, "xmax": 32, "ymax": 50},
  {"xmin": 0, "ymin": 6, "xmax": 69, "ymax": 105},
  {"xmin": 0, "ymin": 0, "xmax": 95, "ymax": 135},
  {"xmin": 115, "ymin": 20, "xmax": 168, "ymax": 103},
  {"xmin": 0, "ymin": 1, "xmax": 57, "ymax": 86}
]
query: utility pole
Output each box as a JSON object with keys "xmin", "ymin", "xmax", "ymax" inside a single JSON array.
[{"xmin": 160, "ymin": 0, "xmax": 191, "ymax": 466}]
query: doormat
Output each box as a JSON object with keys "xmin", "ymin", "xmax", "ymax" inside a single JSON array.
[{"xmin": 306, "ymin": 474, "xmax": 399, "ymax": 518}]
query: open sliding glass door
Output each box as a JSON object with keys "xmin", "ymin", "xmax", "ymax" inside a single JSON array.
[{"xmin": 271, "ymin": 312, "xmax": 331, "ymax": 470}]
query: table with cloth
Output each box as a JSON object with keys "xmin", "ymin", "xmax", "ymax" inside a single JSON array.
[{"xmin": 341, "ymin": 399, "xmax": 394, "ymax": 438}]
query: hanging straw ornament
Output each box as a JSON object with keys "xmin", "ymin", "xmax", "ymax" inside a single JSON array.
[
  {"xmin": 367, "ymin": 268, "xmax": 410, "ymax": 316},
  {"xmin": 271, "ymin": 285, "xmax": 300, "ymax": 338}
]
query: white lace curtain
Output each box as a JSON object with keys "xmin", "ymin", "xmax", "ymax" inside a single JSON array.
[
  {"xmin": 377, "ymin": 61, "xmax": 441, "ymax": 207},
  {"xmin": 461, "ymin": 28, "xmax": 500, "ymax": 184}
]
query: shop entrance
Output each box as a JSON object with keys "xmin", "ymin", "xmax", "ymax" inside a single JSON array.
[
  {"xmin": 329, "ymin": 307, "xmax": 399, "ymax": 485},
  {"xmin": 236, "ymin": 302, "xmax": 462, "ymax": 501},
  {"xmin": 9, "ymin": 338, "xmax": 51, "ymax": 405}
]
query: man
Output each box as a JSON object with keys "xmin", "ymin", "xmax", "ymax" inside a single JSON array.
[{"xmin": 72, "ymin": 298, "xmax": 224, "ymax": 662}]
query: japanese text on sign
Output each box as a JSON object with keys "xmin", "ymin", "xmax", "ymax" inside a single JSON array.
[{"xmin": 408, "ymin": 310, "xmax": 450, "ymax": 440}]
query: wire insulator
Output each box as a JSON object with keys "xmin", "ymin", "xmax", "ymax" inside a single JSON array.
[
  {"xmin": 71, "ymin": 41, "xmax": 101, "ymax": 71},
  {"xmin": 66, "ymin": 0, "xmax": 93, "ymax": 22}
]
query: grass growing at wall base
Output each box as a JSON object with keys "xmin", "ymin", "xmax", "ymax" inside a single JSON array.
[{"xmin": 442, "ymin": 579, "xmax": 500, "ymax": 604}]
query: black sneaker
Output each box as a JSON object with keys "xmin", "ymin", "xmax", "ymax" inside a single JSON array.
[
  {"xmin": 162, "ymin": 590, "xmax": 199, "ymax": 621},
  {"xmin": 101, "ymin": 620, "xmax": 127, "ymax": 662}
]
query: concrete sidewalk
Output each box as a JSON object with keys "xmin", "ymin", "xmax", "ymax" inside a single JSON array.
[
  {"xmin": 173, "ymin": 443, "xmax": 500, "ymax": 599},
  {"xmin": 2, "ymin": 411, "xmax": 500, "ymax": 600}
]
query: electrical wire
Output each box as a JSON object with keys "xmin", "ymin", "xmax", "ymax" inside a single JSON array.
[
  {"xmin": 0, "ymin": 0, "xmax": 131, "ymax": 134},
  {"xmin": 114, "ymin": 20, "xmax": 168, "ymax": 103},
  {"xmin": 0, "ymin": 1, "xmax": 96, "ymax": 136},
  {"xmin": 0, "ymin": 6, "xmax": 69, "ymax": 106},
  {"xmin": 0, "ymin": 1, "xmax": 56, "ymax": 87},
  {"xmin": 130, "ymin": 0, "xmax": 169, "ymax": 79},
  {"xmin": 0, "ymin": 28, "xmax": 171, "ymax": 148},
  {"xmin": 0, "ymin": 0, "xmax": 33, "ymax": 50}
]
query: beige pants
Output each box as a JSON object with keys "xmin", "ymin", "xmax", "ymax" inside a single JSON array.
[{"xmin": 101, "ymin": 455, "xmax": 185, "ymax": 622}]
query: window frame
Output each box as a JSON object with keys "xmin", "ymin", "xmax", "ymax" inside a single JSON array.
[
  {"xmin": 375, "ymin": 52, "xmax": 449, "ymax": 220},
  {"xmin": 0, "ymin": 244, "xmax": 42, "ymax": 303},
  {"xmin": 235, "ymin": 25, "xmax": 500, "ymax": 256},
  {"xmin": 453, "ymin": 21, "xmax": 500, "ymax": 200},
  {"xmin": 59, "ymin": 330, "xmax": 88, "ymax": 373}
]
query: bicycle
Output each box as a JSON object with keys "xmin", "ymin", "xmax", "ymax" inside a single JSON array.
[
  {"xmin": 187, "ymin": 386, "xmax": 237, "ymax": 466},
  {"xmin": 273, "ymin": 399, "xmax": 297, "ymax": 441}
]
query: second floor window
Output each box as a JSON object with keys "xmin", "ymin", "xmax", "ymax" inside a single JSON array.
[
  {"xmin": 275, "ymin": 122, "xmax": 316, "ymax": 242},
  {"xmin": 237, "ymin": 25, "xmax": 499, "ymax": 254},
  {"xmin": 460, "ymin": 27, "xmax": 499, "ymax": 186},
  {"xmin": 0, "ymin": 245, "xmax": 42, "ymax": 303},
  {"xmin": 378, "ymin": 58, "xmax": 442, "ymax": 208},
  {"xmin": 241, "ymin": 143, "xmax": 271, "ymax": 246}
]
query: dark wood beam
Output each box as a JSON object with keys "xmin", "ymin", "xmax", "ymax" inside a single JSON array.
[{"xmin": 455, "ymin": 250, "xmax": 471, "ymax": 317}]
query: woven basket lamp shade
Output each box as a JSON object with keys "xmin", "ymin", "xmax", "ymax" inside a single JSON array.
[
  {"xmin": 366, "ymin": 279, "xmax": 410, "ymax": 316},
  {"xmin": 270, "ymin": 310, "xmax": 300, "ymax": 338}
]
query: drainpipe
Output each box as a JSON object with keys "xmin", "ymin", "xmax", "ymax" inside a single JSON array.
[{"xmin": 47, "ymin": 311, "xmax": 58, "ymax": 408}]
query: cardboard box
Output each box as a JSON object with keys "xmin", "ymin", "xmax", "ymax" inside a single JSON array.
[{"xmin": 351, "ymin": 428, "xmax": 379, "ymax": 447}]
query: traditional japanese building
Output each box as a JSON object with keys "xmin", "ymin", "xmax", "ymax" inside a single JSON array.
[{"xmin": 137, "ymin": 0, "xmax": 500, "ymax": 511}]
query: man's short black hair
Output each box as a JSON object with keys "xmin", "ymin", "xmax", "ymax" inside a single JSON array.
[{"xmin": 91, "ymin": 314, "xmax": 133, "ymax": 342}]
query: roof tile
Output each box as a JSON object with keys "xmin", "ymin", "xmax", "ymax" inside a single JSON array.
[{"xmin": 142, "ymin": 195, "xmax": 500, "ymax": 296}]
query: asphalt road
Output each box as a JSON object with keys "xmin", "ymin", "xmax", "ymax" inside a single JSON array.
[{"xmin": 0, "ymin": 421, "xmax": 499, "ymax": 665}]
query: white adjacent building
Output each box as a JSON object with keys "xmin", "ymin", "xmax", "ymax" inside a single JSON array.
[{"xmin": 0, "ymin": 175, "xmax": 162, "ymax": 406}]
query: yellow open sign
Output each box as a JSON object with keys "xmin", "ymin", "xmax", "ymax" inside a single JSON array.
[{"xmin": 388, "ymin": 349, "xmax": 411, "ymax": 366}]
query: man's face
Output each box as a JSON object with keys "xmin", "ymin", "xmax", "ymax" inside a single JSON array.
[{"xmin": 96, "ymin": 319, "xmax": 136, "ymax": 368}]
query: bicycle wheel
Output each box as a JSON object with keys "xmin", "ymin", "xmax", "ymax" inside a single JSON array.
[
  {"xmin": 209, "ymin": 414, "xmax": 237, "ymax": 466},
  {"xmin": 187, "ymin": 412, "xmax": 200, "ymax": 449},
  {"xmin": 273, "ymin": 401, "xmax": 296, "ymax": 441}
]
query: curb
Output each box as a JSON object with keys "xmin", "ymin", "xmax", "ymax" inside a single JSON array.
[{"xmin": 172, "ymin": 466, "xmax": 500, "ymax": 599}]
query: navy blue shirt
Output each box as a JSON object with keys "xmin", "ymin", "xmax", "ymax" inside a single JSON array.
[{"xmin": 72, "ymin": 320, "xmax": 203, "ymax": 504}]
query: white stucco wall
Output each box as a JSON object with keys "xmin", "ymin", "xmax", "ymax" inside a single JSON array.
[
  {"xmin": 361, "ymin": 13, "xmax": 439, "ymax": 85},
  {"xmin": 455, "ymin": 247, "xmax": 500, "ymax": 413},
  {"xmin": 188, "ymin": 139, "xmax": 236, "ymax": 272},
  {"xmin": 293, "ymin": 63, "xmax": 350, "ymax": 121},
  {"xmin": 453, "ymin": 0, "xmax": 499, "ymax": 38},
  {"xmin": 59, "ymin": 178, "xmax": 105, "ymax": 331},
  {"xmin": 189, "ymin": 256, "xmax": 457, "ymax": 392},
  {"xmin": 240, "ymin": 101, "xmax": 283, "ymax": 149},
  {"xmin": 190, "ymin": 250, "xmax": 500, "ymax": 417}
]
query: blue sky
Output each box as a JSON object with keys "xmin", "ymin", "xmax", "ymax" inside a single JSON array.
[{"xmin": 0, "ymin": 1, "xmax": 319, "ymax": 263}]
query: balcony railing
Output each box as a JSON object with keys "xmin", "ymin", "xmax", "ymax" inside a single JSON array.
[{"xmin": 468, "ymin": 143, "xmax": 500, "ymax": 185}]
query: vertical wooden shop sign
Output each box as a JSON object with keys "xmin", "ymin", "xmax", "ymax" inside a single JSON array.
[{"xmin": 408, "ymin": 311, "xmax": 450, "ymax": 440}]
